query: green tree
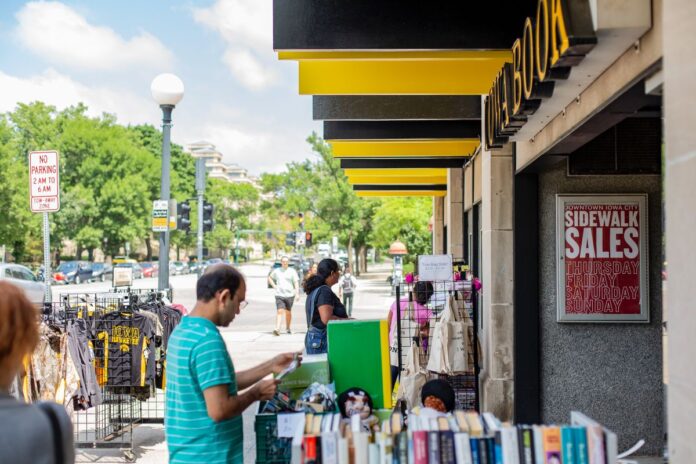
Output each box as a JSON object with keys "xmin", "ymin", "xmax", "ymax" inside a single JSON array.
[{"xmin": 371, "ymin": 197, "xmax": 432, "ymax": 264}]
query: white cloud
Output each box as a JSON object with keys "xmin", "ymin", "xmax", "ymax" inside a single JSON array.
[
  {"xmin": 0, "ymin": 68, "xmax": 155, "ymax": 125},
  {"xmin": 193, "ymin": 0, "xmax": 278, "ymax": 91},
  {"xmin": 190, "ymin": 124, "xmax": 313, "ymax": 175},
  {"xmin": 15, "ymin": 1, "xmax": 173, "ymax": 71}
]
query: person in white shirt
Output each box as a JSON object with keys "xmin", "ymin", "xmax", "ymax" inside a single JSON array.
[
  {"xmin": 267, "ymin": 256, "xmax": 300, "ymax": 335},
  {"xmin": 338, "ymin": 265, "xmax": 358, "ymax": 317}
]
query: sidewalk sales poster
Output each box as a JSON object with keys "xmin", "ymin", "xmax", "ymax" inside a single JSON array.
[{"xmin": 556, "ymin": 195, "xmax": 649, "ymax": 322}]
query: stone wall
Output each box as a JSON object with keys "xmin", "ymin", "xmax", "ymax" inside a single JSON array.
[{"xmin": 538, "ymin": 162, "xmax": 663, "ymax": 454}]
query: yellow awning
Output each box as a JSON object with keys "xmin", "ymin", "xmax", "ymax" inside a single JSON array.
[
  {"xmin": 330, "ymin": 140, "xmax": 479, "ymax": 158},
  {"xmin": 344, "ymin": 168, "xmax": 447, "ymax": 177},
  {"xmin": 298, "ymin": 59, "xmax": 507, "ymax": 95},
  {"xmin": 347, "ymin": 175, "xmax": 447, "ymax": 185},
  {"xmin": 356, "ymin": 190, "xmax": 446, "ymax": 197},
  {"xmin": 279, "ymin": 50, "xmax": 511, "ymax": 61}
]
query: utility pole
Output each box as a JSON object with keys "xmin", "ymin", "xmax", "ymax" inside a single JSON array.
[{"xmin": 196, "ymin": 158, "xmax": 205, "ymax": 277}]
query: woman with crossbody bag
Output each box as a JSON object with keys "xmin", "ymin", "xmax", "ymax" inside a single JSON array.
[
  {"xmin": 0, "ymin": 282, "xmax": 75, "ymax": 464},
  {"xmin": 303, "ymin": 259, "xmax": 349, "ymax": 354}
]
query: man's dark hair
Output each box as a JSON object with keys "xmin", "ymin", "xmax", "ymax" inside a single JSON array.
[{"xmin": 196, "ymin": 264, "xmax": 244, "ymax": 302}]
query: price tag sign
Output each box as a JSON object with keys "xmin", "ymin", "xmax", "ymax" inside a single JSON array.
[
  {"xmin": 277, "ymin": 413, "xmax": 305, "ymax": 438},
  {"xmin": 29, "ymin": 150, "xmax": 60, "ymax": 212}
]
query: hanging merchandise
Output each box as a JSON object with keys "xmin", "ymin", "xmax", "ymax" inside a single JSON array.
[
  {"xmin": 427, "ymin": 294, "xmax": 470, "ymax": 375},
  {"xmin": 396, "ymin": 343, "xmax": 428, "ymax": 411}
]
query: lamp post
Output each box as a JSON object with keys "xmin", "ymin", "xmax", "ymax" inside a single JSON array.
[{"xmin": 151, "ymin": 73, "xmax": 184, "ymax": 291}]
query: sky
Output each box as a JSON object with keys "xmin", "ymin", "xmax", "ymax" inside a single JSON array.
[{"xmin": 0, "ymin": 0, "xmax": 320, "ymax": 175}]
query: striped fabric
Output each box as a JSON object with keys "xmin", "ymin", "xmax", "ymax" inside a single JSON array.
[{"xmin": 165, "ymin": 316, "xmax": 242, "ymax": 463}]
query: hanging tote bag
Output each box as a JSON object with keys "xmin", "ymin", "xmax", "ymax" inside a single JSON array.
[
  {"xmin": 396, "ymin": 342, "xmax": 428, "ymax": 410},
  {"xmin": 426, "ymin": 295, "xmax": 469, "ymax": 375}
]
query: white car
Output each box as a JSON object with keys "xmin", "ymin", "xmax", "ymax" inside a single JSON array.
[{"xmin": 0, "ymin": 264, "xmax": 45, "ymax": 305}]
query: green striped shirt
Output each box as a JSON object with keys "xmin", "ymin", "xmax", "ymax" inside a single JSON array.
[{"xmin": 165, "ymin": 317, "xmax": 242, "ymax": 464}]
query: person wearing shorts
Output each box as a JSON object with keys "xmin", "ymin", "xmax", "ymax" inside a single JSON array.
[{"xmin": 268, "ymin": 256, "xmax": 300, "ymax": 335}]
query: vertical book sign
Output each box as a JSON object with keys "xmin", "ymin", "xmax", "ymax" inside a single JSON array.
[
  {"xmin": 556, "ymin": 195, "xmax": 649, "ymax": 322},
  {"xmin": 29, "ymin": 150, "xmax": 60, "ymax": 212}
]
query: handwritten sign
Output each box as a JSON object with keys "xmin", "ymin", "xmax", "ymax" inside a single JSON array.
[
  {"xmin": 277, "ymin": 412, "xmax": 305, "ymax": 438},
  {"xmin": 556, "ymin": 195, "xmax": 649, "ymax": 323},
  {"xmin": 418, "ymin": 254, "xmax": 453, "ymax": 282}
]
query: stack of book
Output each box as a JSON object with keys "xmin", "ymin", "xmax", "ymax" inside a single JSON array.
[{"xmin": 288, "ymin": 410, "xmax": 618, "ymax": 464}]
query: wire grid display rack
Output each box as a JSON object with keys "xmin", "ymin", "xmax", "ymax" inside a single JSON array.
[
  {"xmin": 44, "ymin": 289, "xmax": 171, "ymax": 462},
  {"xmin": 393, "ymin": 277, "xmax": 480, "ymax": 412}
]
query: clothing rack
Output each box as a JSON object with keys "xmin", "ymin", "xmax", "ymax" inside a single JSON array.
[{"xmin": 31, "ymin": 287, "xmax": 179, "ymax": 462}]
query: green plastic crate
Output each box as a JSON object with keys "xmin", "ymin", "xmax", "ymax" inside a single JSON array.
[{"xmin": 255, "ymin": 406, "xmax": 292, "ymax": 463}]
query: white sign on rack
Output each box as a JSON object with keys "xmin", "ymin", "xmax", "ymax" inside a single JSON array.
[
  {"xmin": 29, "ymin": 150, "xmax": 60, "ymax": 212},
  {"xmin": 152, "ymin": 200, "xmax": 169, "ymax": 232},
  {"xmin": 418, "ymin": 254, "xmax": 453, "ymax": 281}
]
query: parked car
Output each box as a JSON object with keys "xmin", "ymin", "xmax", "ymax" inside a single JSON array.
[
  {"xmin": 54, "ymin": 261, "xmax": 93, "ymax": 284},
  {"xmin": 114, "ymin": 262, "xmax": 143, "ymax": 279},
  {"xmin": 170, "ymin": 261, "xmax": 188, "ymax": 276},
  {"xmin": 140, "ymin": 262, "xmax": 158, "ymax": 278},
  {"xmin": 0, "ymin": 263, "xmax": 45, "ymax": 305},
  {"xmin": 188, "ymin": 261, "xmax": 202, "ymax": 274},
  {"xmin": 91, "ymin": 262, "xmax": 113, "ymax": 282},
  {"xmin": 200, "ymin": 258, "xmax": 223, "ymax": 273}
]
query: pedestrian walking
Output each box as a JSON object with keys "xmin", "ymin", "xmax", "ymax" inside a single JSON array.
[
  {"xmin": 338, "ymin": 265, "xmax": 358, "ymax": 317},
  {"xmin": 303, "ymin": 258, "xmax": 350, "ymax": 354},
  {"xmin": 165, "ymin": 264, "xmax": 297, "ymax": 464},
  {"xmin": 268, "ymin": 256, "xmax": 300, "ymax": 335},
  {"xmin": 0, "ymin": 282, "xmax": 75, "ymax": 464}
]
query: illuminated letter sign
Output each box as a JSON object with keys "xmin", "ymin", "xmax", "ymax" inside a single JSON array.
[{"xmin": 485, "ymin": 0, "xmax": 596, "ymax": 149}]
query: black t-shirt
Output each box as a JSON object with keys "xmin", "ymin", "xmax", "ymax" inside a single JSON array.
[{"xmin": 307, "ymin": 285, "xmax": 347, "ymax": 330}]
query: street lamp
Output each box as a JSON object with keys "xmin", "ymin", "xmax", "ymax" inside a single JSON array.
[{"xmin": 151, "ymin": 73, "xmax": 184, "ymax": 291}]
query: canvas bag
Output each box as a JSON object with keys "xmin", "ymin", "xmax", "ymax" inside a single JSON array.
[
  {"xmin": 396, "ymin": 342, "xmax": 428, "ymax": 410},
  {"xmin": 426, "ymin": 295, "xmax": 469, "ymax": 374},
  {"xmin": 388, "ymin": 299, "xmax": 419, "ymax": 367}
]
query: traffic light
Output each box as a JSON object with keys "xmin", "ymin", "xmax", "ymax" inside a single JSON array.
[
  {"xmin": 285, "ymin": 232, "xmax": 296, "ymax": 247},
  {"xmin": 202, "ymin": 202, "xmax": 214, "ymax": 233},
  {"xmin": 305, "ymin": 231, "xmax": 313, "ymax": 247},
  {"xmin": 177, "ymin": 201, "xmax": 191, "ymax": 233},
  {"xmin": 298, "ymin": 212, "xmax": 304, "ymax": 230}
]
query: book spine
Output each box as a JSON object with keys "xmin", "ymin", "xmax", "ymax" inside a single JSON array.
[
  {"xmin": 532, "ymin": 427, "xmax": 544, "ymax": 464},
  {"xmin": 338, "ymin": 438, "xmax": 349, "ymax": 464},
  {"xmin": 439, "ymin": 431, "xmax": 456, "ymax": 464},
  {"xmin": 428, "ymin": 431, "xmax": 441, "ymax": 464},
  {"xmin": 368, "ymin": 443, "xmax": 379, "ymax": 464},
  {"xmin": 486, "ymin": 437, "xmax": 497, "ymax": 464},
  {"xmin": 322, "ymin": 433, "xmax": 339, "ymax": 464},
  {"xmin": 494, "ymin": 431, "xmax": 504, "ymax": 464},
  {"xmin": 561, "ymin": 426, "xmax": 576, "ymax": 464},
  {"xmin": 478, "ymin": 438, "xmax": 489, "ymax": 464},
  {"xmin": 542, "ymin": 427, "xmax": 562, "ymax": 464},
  {"xmin": 413, "ymin": 431, "xmax": 429, "ymax": 464},
  {"xmin": 454, "ymin": 433, "xmax": 473, "ymax": 464},
  {"xmin": 470, "ymin": 437, "xmax": 481, "ymax": 464},
  {"xmin": 304, "ymin": 436, "xmax": 318, "ymax": 464},
  {"xmin": 573, "ymin": 427, "xmax": 589, "ymax": 464},
  {"xmin": 518, "ymin": 426, "xmax": 534, "ymax": 464}
]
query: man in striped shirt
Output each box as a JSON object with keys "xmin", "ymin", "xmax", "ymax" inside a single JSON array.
[{"xmin": 165, "ymin": 264, "xmax": 296, "ymax": 463}]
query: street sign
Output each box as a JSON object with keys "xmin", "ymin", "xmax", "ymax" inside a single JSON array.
[
  {"xmin": 296, "ymin": 231, "xmax": 306, "ymax": 246},
  {"xmin": 29, "ymin": 150, "xmax": 60, "ymax": 212},
  {"xmin": 152, "ymin": 200, "xmax": 169, "ymax": 232}
]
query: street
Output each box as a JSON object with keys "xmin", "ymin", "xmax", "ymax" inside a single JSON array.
[{"xmin": 70, "ymin": 262, "xmax": 394, "ymax": 463}]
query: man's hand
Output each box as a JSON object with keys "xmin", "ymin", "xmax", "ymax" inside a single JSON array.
[
  {"xmin": 270, "ymin": 352, "xmax": 302, "ymax": 375},
  {"xmin": 253, "ymin": 379, "xmax": 280, "ymax": 401}
]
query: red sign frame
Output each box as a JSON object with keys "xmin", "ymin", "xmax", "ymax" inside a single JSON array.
[{"xmin": 556, "ymin": 194, "xmax": 649, "ymax": 323}]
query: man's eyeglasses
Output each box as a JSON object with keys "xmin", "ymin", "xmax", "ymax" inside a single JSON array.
[{"xmin": 239, "ymin": 300, "xmax": 248, "ymax": 310}]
